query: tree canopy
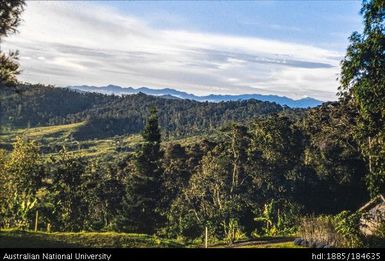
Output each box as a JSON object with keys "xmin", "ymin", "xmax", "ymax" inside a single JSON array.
[
  {"xmin": 340, "ymin": 0, "xmax": 385, "ymax": 197},
  {"xmin": 0, "ymin": 0, "xmax": 25, "ymax": 85}
]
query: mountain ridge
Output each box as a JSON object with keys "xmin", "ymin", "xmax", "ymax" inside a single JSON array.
[{"xmin": 66, "ymin": 85, "xmax": 323, "ymax": 108}]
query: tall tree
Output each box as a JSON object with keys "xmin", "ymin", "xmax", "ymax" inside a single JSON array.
[
  {"xmin": 118, "ymin": 107, "xmax": 164, "ymax": 234},
  {"xmin": 0, "ymin": 51, "xmax": 20, "ymax": 85},
  {"xmin": 339, "ymin": 0, "xmax": 385, "ymax": 197},
  {"xmin": 161, "ymin": 144, "xmax": 190, "ymax": 208},
  {"xmin": 301, "ymin": 101, "xmax": 368, "ymax": 212},
  {"xmin": 0, "ymin": 0, "xmax": 25, "ymax": 85},
  {"xmin": 48, "ymin": 150, "xmax": 88, "ymax": 232},
  {"xmin": 0, "ymin": 137, "xmax": 45, "ymax": 229},
  {"xmin": 229, "ymin": 124, "xmax": 250, "ymax": 193}
]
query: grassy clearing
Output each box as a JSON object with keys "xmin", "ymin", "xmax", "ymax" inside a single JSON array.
[
  {"xmin": 0, "ymin": 122, "xmax": 85, "ymax": 142},
  {"xmin": 0, "ymin": 122, "xmax": 144, "ymax": 159},
  {"xmin": 0, "ymin": 122, "xmax": 84, "ymax": 153},
  {"xmin": 0, "ymin": 122, "xmax": 214, "ymax": 160},
  {"xmin": 0, "ymin": 230, "xmax": 183, "ymax": 248}
]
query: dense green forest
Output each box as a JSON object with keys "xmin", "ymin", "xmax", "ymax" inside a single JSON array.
[
  {"xmin": 0, "ymin": 84, "xmax": 286, "ymax": 139},
  {"xmin": 1, "ymin": 0, "xmax": 385, "ymax": 248}
]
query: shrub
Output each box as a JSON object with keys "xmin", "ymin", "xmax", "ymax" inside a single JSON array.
[
  {"xmin": 253, "ymin": 199, "xmax": 301, "ymax": 237},
  {"xmin": 298, "ymin": 211, "xmax": 364, "ymax": 248},
  {"xmin": 334, "ymin": 211, "xmax": 364, "ymax": 247},
  {"xmin": 222, "ymin": 218, "xmax": 246, "ymax": 245},
  {"xmin": 366, "ymin": 221, "xmax": 385, "ymax": 247}
]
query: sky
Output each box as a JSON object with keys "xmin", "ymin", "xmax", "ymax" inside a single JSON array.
[{"xmin": 1, "ymin": 0, "xmax": 363, "ymax": 101}]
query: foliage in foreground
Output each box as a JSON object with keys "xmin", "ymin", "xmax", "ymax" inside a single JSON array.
[
  {"xmin": 339, "ymin": 0, "xmax": 385, "ymax": 197},
  {"xmin": 298, "ymin": 211, "xmax": 364, "ymax": 248},
  {"xmin": 0, "ymin": 101, "xmax": 369, "ymax": 242}
]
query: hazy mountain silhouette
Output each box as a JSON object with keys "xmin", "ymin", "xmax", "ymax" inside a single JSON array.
[{"xmin": 67, "ymin": 85, "xmax": 323, "ymax": 108}]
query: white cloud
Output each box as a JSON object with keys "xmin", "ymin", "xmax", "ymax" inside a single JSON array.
[{"xmin": 1, "ymin": 1, "xmax": 343, "ymax": 100}]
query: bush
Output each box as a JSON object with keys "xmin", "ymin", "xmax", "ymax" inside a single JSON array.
[
  {"xmin": 366, "ymin": 222, "xmax": 385, "ymax": 247},
  {"xmin": 334, "ymin": 211, "xmax": 363, "ymax": 247},
  {"xmin": 222, "ymin": 218, "xmax": 246, "ymax": 245},
  {"xmin": 298, "ymin": 211, "xmax": 364, "ymax": 248},
  {"xmin": 253, "ymin": 199, "xmax": 301, "ymax": 237}
]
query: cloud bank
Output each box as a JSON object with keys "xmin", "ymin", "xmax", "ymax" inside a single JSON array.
[{"xmin": 2, "ymin": 2, "xmax": 343, "ymax": 100}]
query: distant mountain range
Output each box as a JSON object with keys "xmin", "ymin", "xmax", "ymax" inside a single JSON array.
[{"xmin": 66, "ymin": 85, "xmax": 323, "ymax": 108}]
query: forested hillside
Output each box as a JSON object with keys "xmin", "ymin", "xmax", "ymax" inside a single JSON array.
[
  {"xmin": 0, "ymin": 84, "xmax": 286, "ymax": 139},
  {"xmin": 0, "ymin": 94, "xmax": 371, "ymax": 245}
]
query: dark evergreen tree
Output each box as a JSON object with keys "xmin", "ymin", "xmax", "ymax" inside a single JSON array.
[{"xmin": 117, "ymin": 107, "xmax": 164, "ymax": 234}]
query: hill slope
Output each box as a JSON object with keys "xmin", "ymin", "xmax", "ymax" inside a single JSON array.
[
  {"xmin": 67, "ymin": 85, "xmax": 323, "ymax": 108},
  {"xmin": 0, "ymin": 84, "xmax": 291, "ymax": 139}
]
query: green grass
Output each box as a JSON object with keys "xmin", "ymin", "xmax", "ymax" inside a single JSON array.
[
  {"xmin": 0, "ymin": 122, "xmax": 144, "ymax": 159},
  {"xmin": 0, "ymin": 230, "xmax": 301, "ymax": 248},
  {"xmin": 0, "ymin": 122, "xmax": 85, "ymax": 142},
  {"xmin": 210, "ymin": 236, "xmax": 302, "ymax": 248},
  {"xmin": 0, "ymin": 230, "xmax": 183, "ymax": 248},
  {"xmin": 237, "ymin": 241, "xmax": 302, "ymax": 248},
  {"xmin": 0, "ymin": 122, "xmax": 217, "ymax": 160}
]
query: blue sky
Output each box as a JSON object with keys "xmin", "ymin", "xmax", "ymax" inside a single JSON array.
[
  {"xmin": 101, "ymin": 0, "xmax": 362, "ymax": 51},
  {"xmin": 3, "ymin": 0, "xmax": 363, "ymax": 100}
]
